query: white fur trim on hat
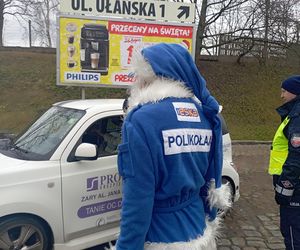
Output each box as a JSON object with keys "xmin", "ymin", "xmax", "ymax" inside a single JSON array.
[
  {"xmin": 131, "ymin": 49, "xmax": 156, "ymax": 88},
  {"xmin": 128, "ymin": 78, "xmax": 193, "ymax": 112}
]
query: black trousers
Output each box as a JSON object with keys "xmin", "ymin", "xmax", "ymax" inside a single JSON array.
[{"xmin": 280, "ymin": 206, "xmax": 300, "ymax": 250}]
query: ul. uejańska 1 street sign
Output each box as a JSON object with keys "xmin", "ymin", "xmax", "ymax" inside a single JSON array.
[
  {"xmin": 60, "ymin": 0, "xmax": 196, "ymax": 23},
  {"xmin": 57, "ymin": 0, "xmax": 196, "ymax": 88}
]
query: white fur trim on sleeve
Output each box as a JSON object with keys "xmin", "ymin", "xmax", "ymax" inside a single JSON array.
[
  {"xmin": 207, "ymin": 180, "xmax": 232, "ymax": 210},
  {"xmin": 104, "ymin": 242, "xmax": 116, "ymax": 250}
]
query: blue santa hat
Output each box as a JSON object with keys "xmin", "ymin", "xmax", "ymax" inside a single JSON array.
[
  {"xmin": 281, "ymin": 75, "xmax": 300, "ymax": 95},
  {"xmin": 141, "ymin": 43, "xmax": 220, "ymax": 114}
]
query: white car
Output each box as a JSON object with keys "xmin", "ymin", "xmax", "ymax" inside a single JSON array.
[{"xmin": 0, "ymin": 99, "xmax": 239, "ymax": 250}]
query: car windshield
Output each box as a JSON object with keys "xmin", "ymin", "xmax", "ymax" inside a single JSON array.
[{"xmin": 11, "ymin": 106, "xmax": 85, "ymax": 160}]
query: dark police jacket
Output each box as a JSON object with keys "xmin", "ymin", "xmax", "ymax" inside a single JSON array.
[{"xmin": 275, "ymin": 96, "xmax": 300, "ymax": 206}]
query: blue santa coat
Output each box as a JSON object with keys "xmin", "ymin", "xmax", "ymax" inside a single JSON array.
[
  {"xmin": 142, "ymin": 43, "xmax": 222, "ymax": 190},
  {"xmin": 117, "ymin": 97, "xmax": 220, "ymax": 250}
]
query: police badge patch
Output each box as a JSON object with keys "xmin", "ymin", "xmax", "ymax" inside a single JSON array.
[
  {"xmin": 281, "ymin": 180, "xmax": 294, "ymax": 188},
  {"xmin": 291, "ymin": 134, "xmax": 300, "ymax": 148}
]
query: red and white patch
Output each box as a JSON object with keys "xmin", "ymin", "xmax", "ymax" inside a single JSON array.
[
  {"xmin": 281, "ymin": 180, "xmax": 294, "ymax": 189},
  {"xmin": 172, "ymin": 102, "xmax": 201, "ymax": 122},
  {"xmin": 291, "ymin": 134, "xmax": 300, "ymax": 148}
]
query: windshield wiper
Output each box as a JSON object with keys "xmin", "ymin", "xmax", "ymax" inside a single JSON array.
[
  {"xmin": 14, "ymin": 133, "xmax": 48, "ymax": 151},
  {"xmin": 10, "ymin": 144, "xmax": 28, "ymax": 154}
]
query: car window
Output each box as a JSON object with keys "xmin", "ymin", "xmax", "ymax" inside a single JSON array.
[
  {"xmin": 101, "ymin": 116, "xmax": 123, "ymax": 156},
  {"xmin": 81, "ymin": 115, "xmax": 123, "ymax": 158}
]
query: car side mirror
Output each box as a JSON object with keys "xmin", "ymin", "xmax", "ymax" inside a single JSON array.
[{"xmin": 75, "ymin": 143, "xmax": 98, "ymax": 161}]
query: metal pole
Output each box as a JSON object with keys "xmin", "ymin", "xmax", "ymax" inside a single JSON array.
[
  {"xmin": 262, "ymin": 0, "xmax": 270, "ymax": 64},
  {"xmin": 297, "ymin": 22, "xmax": 300, "ymax": 44},
  {"xmin": 28, "ymin": 20, "xmax": 32, "ymax": 47},
  {"xmin": 81, "ymin": 88, "xmax": 86, "ymax": 99}
]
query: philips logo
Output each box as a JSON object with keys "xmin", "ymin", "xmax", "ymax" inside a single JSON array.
[
  {"xmin": 172, "ymin": 102, "xmax": 200, "ymax": 122},
  {"xmin": 86, "ymin": 173, "xmax": 122, "ymax": 192},
  {"xmin": 65, "ymin": 72, "xmax": 100, "ymax": 83},
  {"xmin": 162, "ymin": 128, "xmax": 212, "ymax": 155}
]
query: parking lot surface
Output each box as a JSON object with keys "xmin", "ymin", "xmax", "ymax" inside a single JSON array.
[{"xmin": 93, "ymin": 143, "xmax": 284, "ymax": 250}]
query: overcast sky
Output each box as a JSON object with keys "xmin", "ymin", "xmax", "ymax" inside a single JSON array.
[
  {"xmin": 3, "ymin": 17, "xmax": 29, "ymax": 47},
  {"xmin": 3, "ymin": 15, "xmax": 57, "ymax": 47}
]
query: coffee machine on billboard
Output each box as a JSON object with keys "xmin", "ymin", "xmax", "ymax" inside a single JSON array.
[{"xmin": 80, "ymin": 24, "xmax": 109, "ymax": 75}]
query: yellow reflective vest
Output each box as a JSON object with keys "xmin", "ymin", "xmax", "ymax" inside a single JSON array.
[{"xmin": 268, "ymin": 116, "xmax": 290, "ymax": 175}]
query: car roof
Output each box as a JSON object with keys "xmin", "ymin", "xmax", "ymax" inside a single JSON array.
[{"xmin": 53, "ymin": 99, "xmax": 124, "ymax": 112}]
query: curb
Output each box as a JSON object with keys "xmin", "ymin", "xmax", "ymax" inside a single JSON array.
[{"xmin": 232, "ymin": 140, "xmax": 272, "ymax": 145}]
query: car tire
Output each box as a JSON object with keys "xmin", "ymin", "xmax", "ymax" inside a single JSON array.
[{"xmin": 0, "ymin": 215, "xmax": 52, "ymax": 250}]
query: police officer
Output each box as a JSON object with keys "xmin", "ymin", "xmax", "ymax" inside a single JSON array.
[{"xmin": 269, "ymin": 75, "xmax": 300, "ymax": 250}]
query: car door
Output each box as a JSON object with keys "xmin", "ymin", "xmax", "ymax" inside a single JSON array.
[{"xmin": 60, "ymin": 111, "xmax": 123, "ymax": 243}]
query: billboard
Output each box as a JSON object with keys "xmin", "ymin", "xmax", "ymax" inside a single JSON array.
[{"xmin": 57, "ymin": 15, "xmax": 196, "ymax": 87}]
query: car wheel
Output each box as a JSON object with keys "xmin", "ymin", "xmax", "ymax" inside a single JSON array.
[{"xmin": 0, "ymin": 215, "xmax": 52, "ymax": 250}]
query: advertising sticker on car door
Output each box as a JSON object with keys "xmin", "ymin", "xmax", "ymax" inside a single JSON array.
[
  {"xmin": 77, "ymin": 173, "xmax": 122, "ymax": 221},
  {"xmin": 61, "ymin": 163, "xmax": 123, "ymax": 237}
]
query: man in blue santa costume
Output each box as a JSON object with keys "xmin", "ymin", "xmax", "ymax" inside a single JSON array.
[{"xmin": 111, "ymin": 43, "xmax": 231, "ymax": 250}]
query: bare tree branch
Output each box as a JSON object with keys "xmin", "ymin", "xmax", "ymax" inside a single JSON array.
[
  {"xmin": 0, "ymin": 0, "xmax": 58, "ymax": 47},
  {"xmin": 193, "ymin": 0, "xmax": 300, "ymax": 61}
]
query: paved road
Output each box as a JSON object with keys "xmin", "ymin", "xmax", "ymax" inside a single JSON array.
[
  {"xmin": 91, "ymin": 143, "xmax": 285, "ymax": 250},
  {"xmin": 217, "ymin": 143, "xmax": 285, "ymax": 250}
]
